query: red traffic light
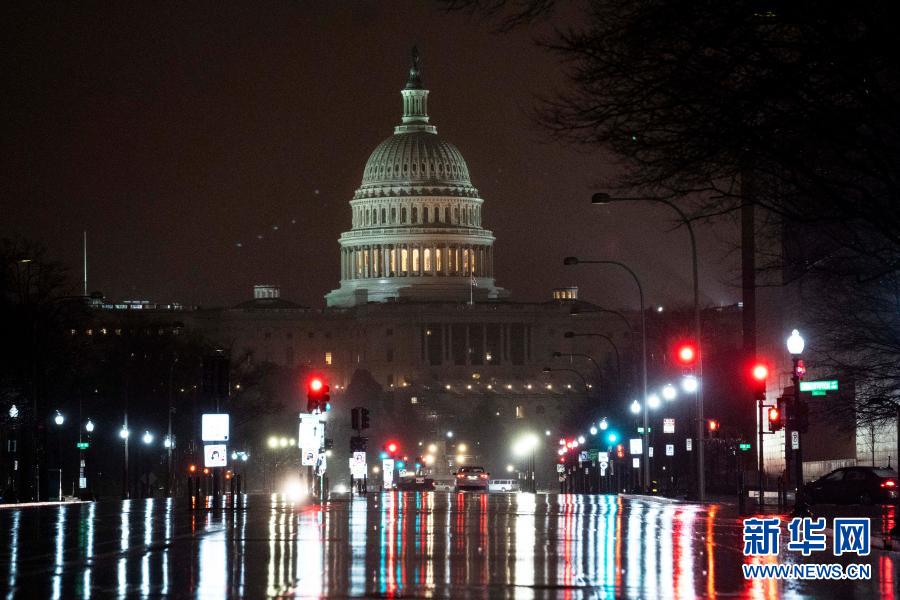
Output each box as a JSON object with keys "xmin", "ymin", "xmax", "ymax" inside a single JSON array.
[
  {"xmin": 752, "ymin": 364, "xmax": 768, "ymax": 381},
  {"xmin": 675, "ymin": 343, "xmax": 698, "ymax": 366},
  {"xmin": 386, "ymin": 442, "xmax": 398, "ymax": 454},
  {"xmin": 188, "ymin": 464, "xmax": 196, "ymax": 473},
  {"xmin": 309, "ymin": 378, "xmax": 324, "ymax": 392},
  {"xmin": 768, "ymin": 407, "xmax": 779, "ymax": 422},
  {"xmin": 707, "ymin": 419, "xmax": 719, "ymax": 432}
]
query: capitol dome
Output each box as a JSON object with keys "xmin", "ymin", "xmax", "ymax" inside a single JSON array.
[{"xmin": 326, "ymin": 49, "xmax": 507, "ymax": 308}]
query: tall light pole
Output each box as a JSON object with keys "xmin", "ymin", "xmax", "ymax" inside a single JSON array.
[
  {"xmin": 551, "ymin": 352, "xmax": 604, "ymax": 393},
  {"xmin": 564, "ymin": 332, "xmax": 622, "ymax": 383},
  {"xmin": 786, "ymin": 329, "xmax": 806, "ymax": 513},
  {"xmin": 591, "ymin": 192, "xmax": 705, "ymax": 501},
  {"xmin": 564, "ymin": 256, "xmax": 649, "ymax": 491},
  {"xmin": 542, "ymin": 367, "xmax": 590, "ymax": 398},
  {"xmin": 119, "ymin": 421, "xmax": 130, "ymax": 499}
]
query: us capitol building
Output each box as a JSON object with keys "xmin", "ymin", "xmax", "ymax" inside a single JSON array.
[{"xmin": 93, "ymin": 53, "xmax": 625, "ymax": 478}]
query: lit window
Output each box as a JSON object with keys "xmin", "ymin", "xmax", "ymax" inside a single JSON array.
[
  {"xmin": 435, "ymin": 248, "xmax": 442, "ymax": 272},
  {"xmin": 516, "ymin": 405, "xmax": 524, "ymax": 419},
  {"xmin": 423, "ymin": 248, "xmax": 431, "ymax": 272},
  {"xmin": 411, "ymin": 396, "xmax": 418, "ymax": 405},
  {"xmin": 324, "ymin": 352, "xmax": 332, "ymax": 365},
  {"xmin": 401, "ymin": 248, "xmax": 408, "ymax": 273},
  {"xmin": 412, "ymin": 248, "xmax": 419, "ymax": 272}
]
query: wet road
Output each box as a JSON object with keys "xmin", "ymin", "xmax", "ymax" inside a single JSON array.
[{"xmin": 1, "ymin": 493, "xmax": 897, "ymax": 598}]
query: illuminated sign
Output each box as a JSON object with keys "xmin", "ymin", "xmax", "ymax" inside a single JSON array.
[
  {"xmin": 201, "ymin": 414, "xmax": 230, "ymax": 442},
  {"xmin": 204, "ymin": 444, "xmax": 227, "ymax": 468}
]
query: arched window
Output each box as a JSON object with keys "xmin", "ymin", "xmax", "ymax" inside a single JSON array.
[
  {"xmin": 445, "ymin": 207, "xmax": 451, "ymax": 222},
  {"xmin": 423, "ymin": 206, "xmax": 429, "ymax": 223},
  {"xmin": 390, "ymin": 248, "xmax": 397, "ymax": 274},
  {"xmin": 391, "ymin": 207, "xmax": 397, "ymax": 223},
  {"xmin": 423, "ymin": 248, "xmax": 431, "ymax": 272},
  {"xmin": 401, "ymin": 207, "xmax": 407, "ymax": 223},
  {"xmin": 454, "ymin": 206, "xmax": 460, "ymax": 222},
  {"xmin": 462, "ymin": 248, "xmax": 469, "ymax": 275},
  {"xmin": 401, "ymin": 248, "xmax": 409, "ymax": 273},
  {"xmin": 412, "ymin": 248, "xmax": 420, "ymax": 272},
  {"xmin": 381, "ymin": 208, "xmax": 386, "ymax": 224},
  {"xmin": 412, "ymin": 206, "xmax": 418, "ymax": 223},
  {"xmin": 435, "ymin": 248, "xmax": 442, "ymax": 272},
  {"xmin": 470, "ymin": 248, "xmax": 476, "ymax": 275}
]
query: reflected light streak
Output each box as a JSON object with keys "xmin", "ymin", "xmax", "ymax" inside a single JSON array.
[
  {"xmin": 514, "ymin": 493, "xmax": 536, "ymax": 588},
  {"xmin": 52, "ymin": 506, "xmax": 66, "ymax": 600},
  {"xmin": 83, "ymin": 502, "xmax": 96, "ymax": 600},
  {"xmin": 706, "ymin": 505, "xmax": 717, "ymax": 599},
  {"xmin": 6, "ymin": 511, "xmax": 20, "ymax": 600},
  {"xmin": 644, "ymin": 505, "xmax": 659, "ymax": 599},
  {"xmin": 626, "ymin": 502, "xmax": 642, "ymax": 594}
]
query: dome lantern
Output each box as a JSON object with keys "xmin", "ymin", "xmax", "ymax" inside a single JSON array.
[{"xmin": 397, "ymin": 46, "xmax": 435, "ymax": 134}]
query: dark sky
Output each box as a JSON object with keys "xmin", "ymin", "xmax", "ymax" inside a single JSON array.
[{"xmin": 3, "ymin": 2, "xmax": 740, "ymax": 311}]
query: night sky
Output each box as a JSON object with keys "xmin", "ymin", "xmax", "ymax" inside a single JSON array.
[{"xmin": 3, "ymin": 2, "xmax": 739, "ymax": 311}]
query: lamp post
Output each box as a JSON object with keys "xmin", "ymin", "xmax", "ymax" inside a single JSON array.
[
  {"xmin": 786, "ymin": 329, "xmax": 806, "ymax": 513},
  {"xmin": 591, "ymin": 192, "xmax": 705, "ymax": 501},
  {"xmin": 564, "ymin": 332, "xmax": 621, "ymax": 383},
  {"xmin": 564, "ymin": 256, "xmax": 649, "ymax": 491},
  {"xmin": 52, "ymin": 411, "xmax": 64, "ymax": 500},
  {"xmin": 513, "ymin": 433, "xmax": 539, "ymax": 493},
  {"xmin": 551, "ymin": 352, "xmax": 604, "ymax": 393},
  {"xmin": 7, "ymin": 404, "xmax": 19, "ymax": 503},
  {"xmin": 119, "ymin": 422, "xmax": 130, "ymax": 499},
  {"xmin": 542, "ymin": 367, "xmax": 590, "ymax": 397}
]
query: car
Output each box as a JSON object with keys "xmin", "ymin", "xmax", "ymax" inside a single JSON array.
[
  {"xmin": 488, "ymin": 478, "xmax": 520, "ymax": 493},
  {"xmin": 455, "ymin": 466, "xmax": 490, "ymax": 491},
  {"xmin": 432, "ymin": 478, "xmax": 455, "ymax": 492},
  {"xmin": 396, "ymin": 476, "xmax": 434, "ymax": 491},
  {"xmin": 803, "ymin": 466, "xmax": 898, "ymax": 505}
]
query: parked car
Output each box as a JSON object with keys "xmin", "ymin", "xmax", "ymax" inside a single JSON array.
[
  {"xmin": 488, "ymin": 479, "xmax": 520, "ymax": 493},
  {"xmin": 432, "ymin": 478, "xmax": 456, "ymax": 492},
  {"xmin": 803, "ymin": 466, "xmax": 898, "ymax": 505},
  {"xmin": 396, "ymin": 476, "xmax": 435, "ymax": 491},
  {"xmin": 455, "ymin": 466, "xmax": 490, "ymax": 491}
]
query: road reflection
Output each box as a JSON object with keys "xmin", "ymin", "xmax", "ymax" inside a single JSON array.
[{"xmin": 0, "ymin": 493, "xmax": 897, "ymax": 598}]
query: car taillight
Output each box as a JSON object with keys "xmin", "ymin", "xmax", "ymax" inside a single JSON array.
[
  {"xmin": 479, "ymin": 474, "xmax": 488, "ymax": 479},
  {"xmin": 881, "ymin": 480, "xmax": 897, "ymax": 488},
  {"xmin": 456, "ymin": 474, "xmax": 464, "ymax": 478}
]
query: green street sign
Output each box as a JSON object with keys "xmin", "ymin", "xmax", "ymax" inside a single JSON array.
[
  {"xmin": 800, "ymin": 380, "xmax": 838, "ymax": 393},
  {"xmin": 76, "ymin": 442, "xmax": 89, "ymax": 450},
  {"xmin": 637, "ymin": 427, "xmax": 652, "ymax": 434},
  {"xmin": 739, "ymin": 443, "xmax": 751, "ymax": 451},
  {"xmin": 588, "ymin": 449, "xmax": 599, "ymax": 460}
]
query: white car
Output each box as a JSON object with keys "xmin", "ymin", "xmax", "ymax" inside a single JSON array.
[{"xmin": 488, "ymin": 479, "xmax": 520, "ymax": 493}]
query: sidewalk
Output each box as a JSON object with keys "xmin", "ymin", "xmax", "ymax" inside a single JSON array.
[{"xmin": 0, "ymin": 499, "xmax": 90, "ymax": 510}]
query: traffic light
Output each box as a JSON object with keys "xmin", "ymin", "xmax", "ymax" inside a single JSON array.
[
  {"xmin": 768, "ymin": 406, "xmax": 783, "ymax": 432},
  {"xmin": 616, "ymin": 444, "xmax": 625, "ymax": 458},
  {"xmin": 707, "ymin": 419, "xmax": 720, "ymax": 437},
  {"xmin": 361, "ymin": 408, "xmax": 370, "ymax": 430},
  {"xmin": 351, "ymin": 407, "xmax": 360, "ymax": 430},
  {"xmin": 675, "ymin": 342, "xmax": 698, "ymax": 367},
  {"xmin": 751, "ymin": 363, "xmax": 768, "ymax": 401},
  {"xmin": 306, "ymin": 376, "xmax": 330, "ymax": 413},
  {"xmin": 385, "ymin": 441, "xmax": 399, "ymax": 455}
]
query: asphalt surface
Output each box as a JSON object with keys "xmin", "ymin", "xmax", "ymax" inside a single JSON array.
[{"xmin": 1, "ymin": 493, "xmax": 897, "ymax": 598}]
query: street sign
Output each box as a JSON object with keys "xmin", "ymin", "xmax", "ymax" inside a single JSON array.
[
  {"xmin": 600, "ymin": 466, "xmax": 607, "ymax": 477},
  {"xmin": 579, "ymin": 451, "xmax": 589, "ymax": 462},
  {"xmin": 648, "ymin": 446, "xmax": 654, "ymax": 458},
  {"xmin": 686, "ymin": 438, "xmax": 693, "ymax": 452},
  {"xmin": 791, "ymin": 431, "xmax": 800, "ymax": 450},
  {"xmin": 201, "ymin": 414, "xmax": 230, "ymax": 442},
  {"xmin": 382, "ymin": 458, "xmax": 395, "ymax": 488},
  {"xmin": 663, "ymin": 418, "xmax": 675, "ymax": 434},
  {"xmin": 302, "ymin": 449, "xmax": 317, "ymax": 466},
  {"xmin": 298, "ymin": 414, "xmax": 326, "ymax": 449},
  {"xmin": 665, "ymin": 444, "xmax": 674, "ymax": 457},
  {"xmin": 599, "ymin": 460, "xmax": 609, "ymax": 470},
  {"xmin": 739, "ymin": 443, "xmax": 752, "ymax": 451},
  {"xmin": 588, "ymin": 449, "xmax": 599, "ymax": 461},
  {"xmin": 204, "ymin": 444, "xmax": 227, "ymax": 467},
  {"xmin": 799, "ymin": 380, "xmax": 838, "ymax": 393},
  {"xmin": 76, "ymin": 442, "xmax": 89, "ymax": 450},
  {"xmin": 598, "ymin": 452, "xmax": 609, "ymax": 462},
  {"xmin": 632, "ymin": 458, "xmax": 640, "ymax": 468},
  {"xmin": 637, "ymin": 427, "xmax": 652, "ymax": 434},
  {"xmin": 350, "ymin": 451, "xmax": 367, "ymax": 478},
  {"xmin": 629, "ymin": 438, "xmax": 643, "ymax": 455},
  {"xmin": 556, "ymin": 464, "xmax": 565, "ymax": 473}
]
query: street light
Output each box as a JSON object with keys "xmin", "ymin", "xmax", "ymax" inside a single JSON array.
[
  {"xmin": 592, "ymin": 191, "xmax": 705, "ymax": 501},
  {"xmin": 662, "ymin": 384, "xmax": 677, "ymax": 401},
  {"xmin": 630, "ymin": 400, "xmax": 642, "ymax": 414},
  {"xmin": 787, "ymin": 328, "xmax": 807, "ymax": 514},
  {"xmin": 589, "ymin": 426, "xmax": 598, "ymax": 435},
  {"xmin": 681, "ymin": 375, "xmax": 699, "ymax": 393},
  {"xmin": 599, "ymin": 418, "xmax": 608, "ymax": 430},
  {"xmin": 8, "ymin": 404, "xmax": 18, "ymax": 419},
  {"xmin": 512, "ymin": 433, "xmax": 540, "ymax": 493},
  {"xmin": 85, "ymin": 419, "xmax": 95, "ymax": 433},
  {"xmin": 563, "ymin": 331, "xmax": 622, "ymax": 382},
  {"xmin": 565, "ymin": 255, "xmax": 649, "ymax": 491},
  {"xmin": 647, "ymin": 393, "xmax": 661, "ymax": 410},
  {"xmin": 54, "ymin": 411, "xmax": 64, "ymax": 426},
  {"xmin": 552, "ymin": 351, "xmax": 604, "ymax": 392},
  {"xmin": 163, "ymin": 436, "xmax": 172, "ymax": 449},
  {"xmin": 142, "ymin": 431, "xmax": 154, "ymax": 445},
  {"xmin": 119, "ymin": 425, "xmax": 130, "ymax": 439},
  {"xmin": 446, "ymin": 431, "xmax": 454, "ymax": 439}
]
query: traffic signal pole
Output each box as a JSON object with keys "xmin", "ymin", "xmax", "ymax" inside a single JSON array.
[
  {"xmin": 791, "ymin": 357, "xmax": 805, "ymax": 513},
  {"xmin": 758, "ymin": 398, "xmax": 765, "ymax": 508}
]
